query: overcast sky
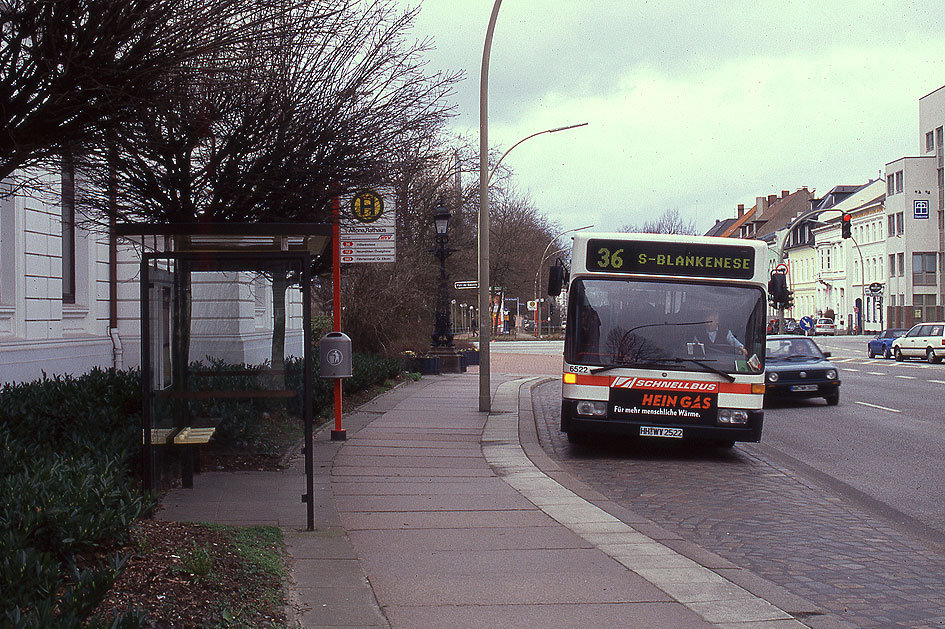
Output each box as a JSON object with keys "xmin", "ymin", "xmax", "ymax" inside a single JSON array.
[{"xmin": 399, "ymin": 0, "xmax": 945, "ymax": 235}]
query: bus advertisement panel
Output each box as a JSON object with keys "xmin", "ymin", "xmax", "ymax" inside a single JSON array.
[{"xmin": 556, "ymin": 233, "xmax": 768, "ymax": 447}]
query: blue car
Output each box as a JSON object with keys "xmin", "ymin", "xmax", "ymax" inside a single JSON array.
[
  {"xmin": 867, "ymin": 328, "xmax": 908, "ymax": 359},
  {"xmin": 765, "ymin": 335, "xmax": 840, "ymax": 406}
]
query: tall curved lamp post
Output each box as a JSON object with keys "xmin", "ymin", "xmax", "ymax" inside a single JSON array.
[
  {"xmin": 478, "ymin": 0, "xmax": 588, "ymax": 409},
  {"xmin": 478, "ymin": 0, "xmax": 502, "ymax": 411}
]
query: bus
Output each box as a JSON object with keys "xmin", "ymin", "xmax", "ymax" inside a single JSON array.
[{"xmin": 550, "ymin": 232, "xmax": 768, "ymax": 447}]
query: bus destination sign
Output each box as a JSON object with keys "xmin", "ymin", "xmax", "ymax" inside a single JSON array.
[{"xmin": 586, "ymin": 238, "xmax": 755, "ymax": 280}]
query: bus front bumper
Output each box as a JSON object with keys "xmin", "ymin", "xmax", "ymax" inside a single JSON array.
[{"xmin": 561, "ymin": 400, "xmax": 764, "ymax": 443}]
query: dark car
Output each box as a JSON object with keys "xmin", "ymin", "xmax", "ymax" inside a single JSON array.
[
  {"xmin": 867, "ymin": 328, "xmax": 909, "ymax": 359},
  {"xmin": 765, "ymin": 335, "xmax": 840, "ymax": 405},
  {"xmin": 767, "ymin": 317, "xmax": 799, "ymax": 334}
]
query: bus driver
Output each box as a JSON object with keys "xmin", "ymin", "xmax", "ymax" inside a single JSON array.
[{"xmin": 692, "ymin": 308, "xmax": 747, "ymax": 356}]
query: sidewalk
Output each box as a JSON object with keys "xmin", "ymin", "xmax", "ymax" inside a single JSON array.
[{"xmin": 157, "ymin": 373, "xmax": 832, "ymax": 628}]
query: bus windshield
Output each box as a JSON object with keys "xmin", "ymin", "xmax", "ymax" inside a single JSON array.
[{"xmin": 565, "ymin": 278, "xmax": 766, "ymax": 374}]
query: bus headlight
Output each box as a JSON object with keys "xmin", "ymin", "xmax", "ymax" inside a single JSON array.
[
  {"xmin": 826, "ymin": 369, "xmax": 837, "ymax": 380},
  {"xmin": 718, "ymin": 409, "xmax": 749, "ymax": 425},
  {"xmin": 575, "ymin": 400, "xmax": 607, "ymax": 417},
  {"xmin": 767, "ymin": 371, "xmax": 779, "ymax": 383}
]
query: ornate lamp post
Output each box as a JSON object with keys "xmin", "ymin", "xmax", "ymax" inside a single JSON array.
[
  {"xmin": 425, "ymin": 199, "xmax": 464, "ymax": 373},
  {"xmin": 431, "ymin": 200, "xmax": 454, "ymax": 347}
]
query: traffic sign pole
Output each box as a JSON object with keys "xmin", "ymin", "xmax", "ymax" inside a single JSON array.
[{"xmin": 331, "ymin": 194, "xmax": 345, "ymax": 441}]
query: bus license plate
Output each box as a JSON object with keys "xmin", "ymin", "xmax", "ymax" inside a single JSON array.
[
  {"xmin": 790, "ymin": 385, "xmax": 818, "ymax": 392},
  {"xmin": 640, "ymin": 426, "xmax": 683, "ymax": 439}
]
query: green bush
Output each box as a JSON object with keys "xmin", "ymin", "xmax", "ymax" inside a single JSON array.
[
  {"xmin": 0, "ymin": 369, "xmax": 152, "ymax": 627},
  {"xmin": 0, "ymin": 352, "xmax": 401, "ymax": 625}
]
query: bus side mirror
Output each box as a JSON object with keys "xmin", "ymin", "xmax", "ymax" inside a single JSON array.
[{"xmin": 547, "ymin": 264, "xmax": 567, "ymax": 296}]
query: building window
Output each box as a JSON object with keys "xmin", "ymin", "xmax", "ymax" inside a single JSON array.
[
  {"xmin": 914, "ymin": 294, "xmax": 937, "ymax": 323},
  {"xmin": 888, "ymin": 214, "xmax": 895, "ymax": 236},
  {"xmin": 887, "ymin": 174, "xmax": 895, "ymax": 196},
  {"xmin": 896, "ymin": 212, "xmax": 904, "ymax": 236},
  {"xmin": 895, "ymin": 171, "xmax": 904, "ymax": 194},
  {"xmin": 889, "ymin": 254, "xmax": 896, "ymax": 277},
  {"xmin": 898, "ymin": 253, "xmax": 905, "ymax": 277},
  {"xmin": 913, "ymin": 252, "xmax": 937, "ymax": 286},
  {"xmin": 62, "ymin": 153, "xmax": 75, "ymax": 305},
  {"xmin": 927, "ymin": 131, "xmax": 935, "ymax": 152}
]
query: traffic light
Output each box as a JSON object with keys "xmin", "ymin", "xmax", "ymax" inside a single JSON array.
[
  {"xmin": 784, "ymin": 289, "xmax": 794, "ymax": 310},
  {"xmin": 768, "ymin": 271, "xmax": 788, "ymax": 306},
  {"xmin": 841, "ymin": 213, "xmax": 852, "ymax": 239}
]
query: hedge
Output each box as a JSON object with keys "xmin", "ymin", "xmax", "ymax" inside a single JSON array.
[{"xmin": 0, "ymin": 352, "xmax": 403, "ymax": 626}]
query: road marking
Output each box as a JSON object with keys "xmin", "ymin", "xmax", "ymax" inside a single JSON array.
[
  {"xmin": 842, "ymin": 368, "xmax": 859, "ymax": 372},
  {"xmin": 931, "ymin": 379, "xmax": 945, "ymax": 385},
  {"xmin": 894, "ymin": 375, "xmax": 917, "ymax": 380},
  {"xmin": 868, "ymin": 372, "xmax": 884, "ymax": 375},
  {"xmin": 855, "ymin": 401, "xmax": 902, "ymax": 413}
]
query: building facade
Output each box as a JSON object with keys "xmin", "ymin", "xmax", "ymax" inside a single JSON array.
[{"xmin": 0, "ymin": 171, "xmax": 304, "ymax": 384}]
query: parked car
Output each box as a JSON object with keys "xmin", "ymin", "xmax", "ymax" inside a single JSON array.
[
  {"xmin": 809, "ymin": 318, "xmax": 835, "ymax": 336},
  {"xmin": 764, "ymin": 335, "xmax": 840, "ymax": 405},
  {"xmin": 891, "ymin": 322, "xmax": 945, "ymax": 363},
  {"xmin": 766, "ymin": 317, "xmax": 799, "ymax": 334},
  {"xmin": 867, "ymin": 328, "xmax": 909, "ymax": 359}
]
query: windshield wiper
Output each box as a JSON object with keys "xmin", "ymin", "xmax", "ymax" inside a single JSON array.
[
  {"xmin": 663, "ymin": 357, "xmax": 736, "ymax": 382},
  {"xmin": 591, "ymin": 357, "xmax": 736, "ymax": 382}
]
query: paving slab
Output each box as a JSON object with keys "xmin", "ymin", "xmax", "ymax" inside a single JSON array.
[{"xmin": 384, "ymin": 602, "xmax": 709, "ymax": 629}]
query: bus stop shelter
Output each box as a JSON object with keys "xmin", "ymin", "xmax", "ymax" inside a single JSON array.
[{"xmin": 115, "ymin": 223, "xmax": 331, "ymax": 530}]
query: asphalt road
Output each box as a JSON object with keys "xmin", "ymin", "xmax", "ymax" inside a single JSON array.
[{"xmin": 760, "ymin": 334, "xmax": 945, "ymax": 540}]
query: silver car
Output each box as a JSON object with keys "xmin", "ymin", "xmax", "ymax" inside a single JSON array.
[
  {"xmin": 811, "ymin": 318, "xmax": 835, "ymax": 336},
  {"xmin": 891, "ymin": 322, "xmax": 945, "ymax": 363}
]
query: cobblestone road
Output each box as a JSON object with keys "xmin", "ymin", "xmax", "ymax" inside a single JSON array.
[{"xmin": 533, "ymin": 380, "xmax": 945, "ymax": 628}]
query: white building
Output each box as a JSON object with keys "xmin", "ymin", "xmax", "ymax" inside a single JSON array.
[
  {"xmin": 810, "ymin": 180, "xmax": 885, "ymax": 333},
  {"xmin": 0, "ymin": 170, "xmax": 304, "ymax": 384},
  {"xmin": 883, "ymin": 85, "xmax": 945, "ymax": 328}
]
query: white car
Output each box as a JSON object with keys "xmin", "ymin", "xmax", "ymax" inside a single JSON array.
[
  {"xmin": 891, "ymin": 322, "xmax": 945, "ymax": 363},
  {"xmin": 810, "ymin": 318, "xmax": 835, "ymax": 336}
]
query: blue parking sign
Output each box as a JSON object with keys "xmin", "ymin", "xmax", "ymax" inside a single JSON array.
[{"xmin": 915, "ymin": 199, "xmax": 930, "ymax": 219}]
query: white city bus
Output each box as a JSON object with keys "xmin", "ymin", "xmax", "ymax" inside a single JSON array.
[{"xmin": 551, "ymin": 232, "xmax": 768, "ymax": 446}]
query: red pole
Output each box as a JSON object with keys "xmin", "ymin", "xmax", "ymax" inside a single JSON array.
[{"xmin": 331, "ymin": 194, "xmax": 346, "ymax": 441}]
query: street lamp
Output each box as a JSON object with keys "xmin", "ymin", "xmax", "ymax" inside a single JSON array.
[
  {"xmin": 477, "ymin": 0, "xmax": 587, "ymax": 410},
  {"xmin": 489, "ymin": 123, "xmax": 588, "ymax": 183},
  {"xmin": 432, "ymin": 200, "xmax": 454, "ymax": 348},
  {"xmin": 534, "ymin": 226, "xmax": 593, "ymax": 338}
]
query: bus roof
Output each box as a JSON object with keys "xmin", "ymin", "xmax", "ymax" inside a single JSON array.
[{"xmin": 569, "ymin": 231, "xmax": 768, "ymax": 286}]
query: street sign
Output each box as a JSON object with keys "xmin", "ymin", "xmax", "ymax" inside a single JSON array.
[
  {"xmin": 454, "ymin": 281, "xmax": 479, "ymax": 290},
  {"xmin": 340, "ymin": 188, "xmax": 396, "ymax": 263},
  {"xmin": 868, "ymin": 282, "xmax": 883, "ymax": 294},
  {"xmin": 527, "ymin": 300, "xmax": 538, "ymax": 311},
  {"xmin": 799, "ymin": 316, "xmax": 815, "ymax": 331}
]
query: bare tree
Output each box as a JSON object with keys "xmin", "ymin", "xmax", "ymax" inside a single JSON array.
[
  {"xmin": 0, "ymin": 0, "xmax": 265, "ymax": 184},
  {"xmin": 621, "ymin": 208, "xmax": 697, "ymax": 235},
  {"xmin": 76, "ymin": 0, "xmax": 458, "ymax": 228},
  {"xmin": 489, "ymin": 187, "xmax": 559, "ymax": 321},
  {"xmin": 69, "ymin": 0, "xmax": 457, "ymax": 366}
]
